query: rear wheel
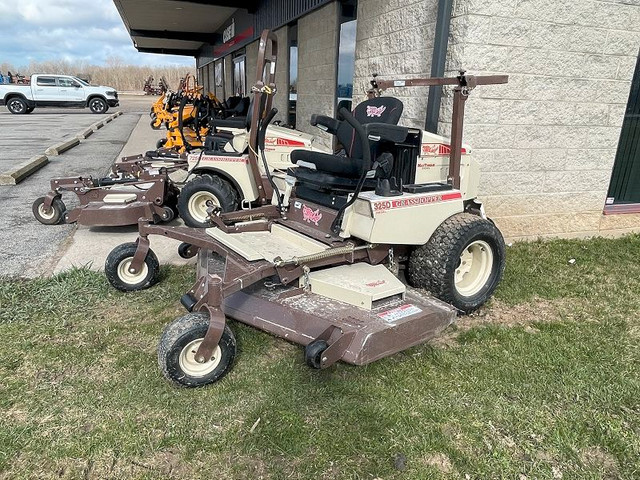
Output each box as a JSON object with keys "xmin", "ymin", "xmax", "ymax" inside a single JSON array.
[
  {"xmin": 407, "ymin": 213, "xmax": 505, "ymax": 313},
  {"xmin": 32, "ymin": 197, "xmax": 66, "ymax": 225},
  {"xmin": 105, "ymin": 242, "xmax": 160, "ymax": 292},
  {"xmin": 177, "ymin": 174, "xmax": 239, "ymax": 228},
  {"xmin": 7, "ymin": 97, "xmax": 28, "ymax": 114},
  {"xmin": 158, "ymin": 313, "xmax": 236, "ymax": 387}
]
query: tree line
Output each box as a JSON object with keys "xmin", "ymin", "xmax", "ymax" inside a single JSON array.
[{"xmin": 0, "ymin": 57, "xmax": 195, "ymax": 92}]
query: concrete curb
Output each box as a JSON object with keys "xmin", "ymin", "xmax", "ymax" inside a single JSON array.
[
  {"xmin": 76, "ymin": 127, "xmax": 94, "ymax": 140},
  {"xmin": 45, "ymin": 137, "xmax": 80, "ymax": 156},
  {"xmin": 1, "ymin": 112, "xmax": 123, "ymax": 185},
  {"xmin": 0, "ymin": 154, "xmax": 49, "ymax": 185},
  {"xmin": 90, "ymin": 121, "xmax": 105, "ymax": 132}
]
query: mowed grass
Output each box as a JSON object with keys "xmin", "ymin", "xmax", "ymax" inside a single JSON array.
[{"xmin": 0, "ymin": 236, "xmax": 639, "ymax": 479}]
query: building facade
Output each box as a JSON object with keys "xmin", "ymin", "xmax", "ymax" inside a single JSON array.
[{"xmin": 116, "ymin": 0, "xmax": 640, "ymax": 240}]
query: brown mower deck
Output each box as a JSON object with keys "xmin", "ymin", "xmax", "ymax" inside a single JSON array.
[{"xmin": 201, "ymin": 251, "xmax": 456, "ymax": 366}]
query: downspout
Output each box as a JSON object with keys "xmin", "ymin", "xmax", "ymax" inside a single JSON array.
[{"xmin": 425, "ymin": 0, "xmax": 454, "ymax": 133}]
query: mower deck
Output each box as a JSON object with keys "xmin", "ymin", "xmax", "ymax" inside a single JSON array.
[{"xmin": 200, "ymin": 251, "xmax": 456, "ymax": 366}]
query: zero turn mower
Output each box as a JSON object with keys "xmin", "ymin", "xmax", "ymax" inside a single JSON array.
[{"xmin": 104, "ymin": 30, "xmax": 508, "ymax": 388}]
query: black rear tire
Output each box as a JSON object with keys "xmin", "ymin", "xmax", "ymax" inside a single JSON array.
[
  {"xmin": 7, "ymin": 97, "xmax": 28, "ymax": 114},
  {"xmin": 177, "ymin": 174, "xmax": 239, "ymax": 228},
  {"xmin": 407, "ymin": 213, "xmax": 505, "ymax": 314},
  {"xmin": 158, "ymin": 313, "xmax": 236, "ymax": 388},
  {"xmin": 104, "ymin": 242, "xmax": 160, "ymax": 292},
  {"xmin": 32, "ymin": 196, "xmax": 66, "ymax": 225}
]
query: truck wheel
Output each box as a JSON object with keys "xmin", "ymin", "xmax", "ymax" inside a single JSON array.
[
  {"xmin": 32, "ymin": 196, "xmax": 66, "ymax": 225},
  {"xmin": 407, "ymin": 213, "xmax": 506, "ymax": 314},
  {"xmin": 89, "ymin": 97, "xmax": 108, "ymax": 114},
  {"xmin": 177, "ymin": 174, "xmax": 239, "ymax": 228},
  {"xmin": 158, "ymin": 313, "xmax": 236, "ymax": 388},
  {"xmin": 7, "ymin": 97, "xmax": 27, "ymax": 114},
  {"xmin": 105, "ymin": 242, "xmax": 160, "ymax": 292}
]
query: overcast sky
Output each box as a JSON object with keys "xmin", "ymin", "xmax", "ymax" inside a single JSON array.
[{"xmin": 0, "ymin": 0, "xmax": 194, "ymax": 67}]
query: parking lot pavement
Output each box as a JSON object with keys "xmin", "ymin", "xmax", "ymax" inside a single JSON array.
[
  {"xmin": 0, "ymin": 111, "xmax": 110, "ymax": 170},
  {"xmin": 0, "ymin": 113, "xmax": 139, "ymax": 278}
]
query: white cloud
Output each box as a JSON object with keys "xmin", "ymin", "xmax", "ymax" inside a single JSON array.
[{"xmin": 0, "ymin": 0, "xmax": 194, "ymax": 67}]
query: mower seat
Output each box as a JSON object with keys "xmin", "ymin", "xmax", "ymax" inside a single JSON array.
[{"xmin": 290, "ymin": 97, "xmax": 404, "ymax": 179}]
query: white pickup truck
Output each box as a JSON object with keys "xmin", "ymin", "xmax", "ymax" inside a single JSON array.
[{"xmin": 0, "ymin": 74, "xmax": 119, "ymax": 114}]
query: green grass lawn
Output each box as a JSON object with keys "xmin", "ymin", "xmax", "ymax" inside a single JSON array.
[{"xmin": 0, "ymin": 236, "xmax": 639, "ymax": 479}]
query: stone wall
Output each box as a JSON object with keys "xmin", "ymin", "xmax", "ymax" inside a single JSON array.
[
  {"xmin": 296, "ymin": 1, "xmax": 340, "ymax": 139},
  {"xmin": 440, "ymin": 0, "xmax": 639, "ymax": 240},
  {"xmin": 352, "ymin": 0, "xmax": 440, "ymax": 129}
]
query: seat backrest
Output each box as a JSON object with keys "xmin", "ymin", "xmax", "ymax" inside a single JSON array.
[{"xmin": 337, "ymin": 97, "xmax": 403, "ymax": 158}]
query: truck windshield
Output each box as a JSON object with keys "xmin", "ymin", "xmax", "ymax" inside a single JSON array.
[{"xmin": 72, "ymin": 77, "xmax": 90, "ymax": 86}]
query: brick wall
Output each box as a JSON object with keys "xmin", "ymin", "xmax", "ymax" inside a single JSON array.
[
  {"xmin": 440, "ymin": 0, "xmax": 639, "ymax": 239},
  {"xmin": 296, "ymin": 1, "xmax": 340, "ymax": 139},
  {"xmin": 352, "ymin": 0, "xmax": 440, "ymax": 129}
]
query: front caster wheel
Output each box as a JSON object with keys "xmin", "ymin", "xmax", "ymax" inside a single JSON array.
[
  {"xmin": 158, "ymin": 313, "xmax": 236, "ymax": 387},
  {"xmin": 305, "ymin": 340, "xmax": 329, "ymax": 369},
  {"xmin": 105, "ymin": 242, "xmax": 160, "ymax": 292},
  {"xmin": 32, "ymin": 196, "xmax": 66, "ymax": 225},
  {"xmin": 159, "ymin": 205, "xmax": 175, "ymax": 222}
]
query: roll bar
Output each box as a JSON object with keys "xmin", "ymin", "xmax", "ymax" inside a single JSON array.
[
  {"xmin": 247, "ymin": 29, "xmax": 278, "ymax": 204},
  {"xmin": 369, "ymin": 70, "xmax": 508, "ymax": 189}
]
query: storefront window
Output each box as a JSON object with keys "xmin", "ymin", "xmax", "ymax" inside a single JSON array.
[
  {"xmin": 337, "ymin": 19, "xmax": 356, "ymax": 107},
  {"xmin": 233, "ymin": 55, "xmax": 246, "ymax": 96}
]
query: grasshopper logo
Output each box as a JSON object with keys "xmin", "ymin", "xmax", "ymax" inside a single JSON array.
[
  {"xmin": 302, "ymin": 205, "xmax": 322, "ymax": 226},
  {"xmin": 366, "ymin": 105, "xmax": 386, "ymax": 117}
]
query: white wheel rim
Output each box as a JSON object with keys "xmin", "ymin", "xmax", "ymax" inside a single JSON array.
[
  {"xmin": 179, "ymin": 339, "xmax": 222, "ymax": 377},
  {"xmin": 455, "ymin": 240, "xmax": 494, "ymax": 297},
  {"xmin": 37, "ymin": 203, "xmax": 56, "ymax": 220},
  {"xmin": 188, "ymin": 192, "xmax": 219, "ymax": 223},
  {"xmin": 116, "ymin": 258, "xmax": 149, "ymax": 285}
]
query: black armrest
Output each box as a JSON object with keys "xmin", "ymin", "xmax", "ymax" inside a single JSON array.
[
  {"xmin": 364, "ymin": 123, "xmax": 409, "ymax": 143},
  {"xmin": 310, "ymin": 114, "xmax": 341, "ymax": 135}
]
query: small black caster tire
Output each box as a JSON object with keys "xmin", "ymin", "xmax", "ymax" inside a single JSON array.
[
  {"xmin": 158, "ymin": 313, "xmax": 236, "ymax": 388},
  {"xmin": 104, "ymin": 242, "xmax": 160, "ymax": 292},
  {"xmin": 180, "ymin": 293, "xmax": 197, "ymax": 312},
  {"xmin": 32, "ymin": 196, "xmax": 66, "ymax": 225},
  {"xmin": 305, "ymin": 340, "xmax": 329, "ymax": 369},
  {"xmin": 156, "ymin": 138, "xmax": 167, "ymax": 149},
  {"xmin": 160, "ymin": 205, "xmax": 175, "ymax": 222},
  {"xmin": 178, "ymin": 242, "xmax": 197, "ymax": 259}
]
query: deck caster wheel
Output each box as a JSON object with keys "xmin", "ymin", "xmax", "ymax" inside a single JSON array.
[
  {"xmin": 305, "ymin": 340, "xmax": 329, "ymax": 369},
  {"xmin": 158, "ymin": 313, "xmax": 236, "ymax": 387},
  {"xmin": 156, "ymin": 138, "xmax": 167, "ymax": 149},
  {"xmin": 178, "ymin": 242, "xmax": 197, "ymax": 259},
  {"xmin": 180, "ymin": 293, "xmax": 197, "ymax": 312},
  {"xmin": 32, "ymin": 196, "xmax": 66, "ymax": 225},
  {"xmin": 105, "ymin": 242, "xmax": 160, "ymax": 292},
  {"xmin": 160, "ymin": 205, "xmax": 175, "ymax": 222}
]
